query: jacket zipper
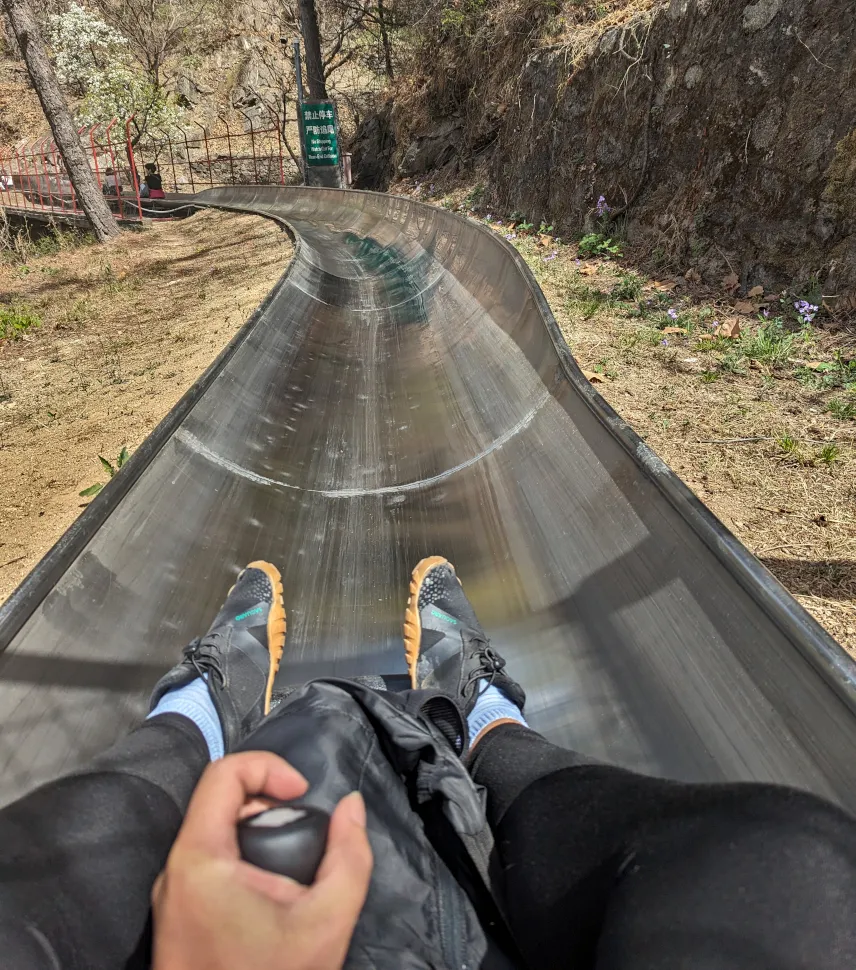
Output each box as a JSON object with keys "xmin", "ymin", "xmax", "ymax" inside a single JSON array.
[{"xmin": 436, "ymin": 854, "xmax": 470, "ymax": 969}]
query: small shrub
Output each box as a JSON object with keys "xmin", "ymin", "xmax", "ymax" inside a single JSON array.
[
  {"xmin": 0, "ymin": 302, "xmax": 42, "ymax": 341},
  {"xmin": 578, "ymin": 233, "xmax": 622, "ymax": 259}
]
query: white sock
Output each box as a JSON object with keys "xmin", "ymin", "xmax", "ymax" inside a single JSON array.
[
  {"xmin": 466, "ymin": 679, "xmax": 527, "ymax": 743},
  {"xmin": 147, "ymin": 677, "xmax": 224, "ymax": 761}
]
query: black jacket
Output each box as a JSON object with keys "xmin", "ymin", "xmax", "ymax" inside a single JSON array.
[{"xmin": 241, "ymin": 678, "xmax": 519, "ymax": 969}]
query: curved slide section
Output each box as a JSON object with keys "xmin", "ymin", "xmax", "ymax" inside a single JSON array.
[{"xmin": 1, "ymin": 186, "xmax": 856, "ymax": 808}]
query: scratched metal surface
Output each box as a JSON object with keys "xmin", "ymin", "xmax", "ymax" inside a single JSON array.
[{"xmin": 2, "ymin": 186, "xmax": 856, "ymax": 808}]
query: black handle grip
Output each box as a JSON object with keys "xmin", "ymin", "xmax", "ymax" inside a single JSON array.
[{"xmin": 238, "ymin": 802, "xmax": 330, "ymax": 885}]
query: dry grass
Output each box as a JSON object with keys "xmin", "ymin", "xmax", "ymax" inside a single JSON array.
[
  {"xmin": 546, "ymin": 0, "xmax": 665, "ymax": 63},
  {"xmin": 0, "ymin": 210, "xmax": 291, "ymax": 601},
  {"xmin": 393, "ymin": 178, "xmax": 856, "ymax": 655},
  {"xmin": 0, "ymin": 55, "xmax": 43, "ymax": 145}
]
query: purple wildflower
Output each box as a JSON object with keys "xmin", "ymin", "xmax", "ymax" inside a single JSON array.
[
  {"xmin": 762, "ymin": 309, "xmax": 770, "ymax": 318},
  {"xmin": 543, "ymin": 251, "xmax": 558, "ymax": 261},
  {"xmin": 485, "ymin": 214, "xmax": 493, "ymax": 222},
  {"xmin": 794, "ymin": 299, "xmax": 818, "ymax": 325},
  {"xmin": 596, "ymin": 195, "xmax": 611, "ymax": 218},
  {"xmin": 661, "ymin": 339, "xmax": 669, "ymax": 346},
  {"xmin": 505, "ymin": 232, "xmax": 517, "ymax": 240},
  {"xmin": 667, "ymin": 308, "xmax": 678, "ymax": 320}
]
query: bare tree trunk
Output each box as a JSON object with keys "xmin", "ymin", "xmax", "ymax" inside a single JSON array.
[
  {"xmin": 298, "ymin": 0, "xmax": 328, "ymax": 100},
  {"xmin": 2, "ymin": 0, "xmax": 120, "ymax": 241},
  {"xmin": 378, "ymin": 0, "xmax": 394, "ymax": 81}
]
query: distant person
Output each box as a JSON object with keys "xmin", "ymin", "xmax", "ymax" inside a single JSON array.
[
  {"xmin": 142, "ymin": 162, "xmax": 165, "ymax": 200},
  {"xmin": 102, "ymin": 167, "xmax": 121, "ymax": 198},
  {"xmin": 1, "ymin": 555, "xmax": 856, "ymax": 969}
]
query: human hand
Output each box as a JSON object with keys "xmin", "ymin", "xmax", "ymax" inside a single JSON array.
[{"xmin": 152, "ymin": 751, "xmax": 372, "ymax": 970}]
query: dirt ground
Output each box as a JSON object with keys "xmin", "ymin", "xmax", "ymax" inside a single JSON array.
[
  {"xmin": 0, "ymin": 210, "xmax": 291, "ymax": 601},
  {"xmin": 392, "ymin": 178, "xmax": 856, "ymax": 656},
  {"xmin": 538, "ymin": 255, "xmax": 856, "ymax": 655}
]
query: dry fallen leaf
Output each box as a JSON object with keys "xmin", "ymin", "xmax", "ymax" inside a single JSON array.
[
  {"xmin": 663, "ymin": 326, "xmax": 687, "ymax": 335},
  {"xmin": 697, "ymin": 333, "xmax": 715, "ymax": 341},
  {"xmin": 684, "ymin": 268, "xmax": 701, "ymax": 284},
  {"xmin": 654, "ymin": 280, "xmax": 678, "ymax": 292},
  {"xmin": 538, "ymin": 234, "xmax": 552, "ymax": 247},
  {"xmin": 582, "ymin": 369, "xmax": 606, "ymax": 383},
  {"xmin": 578, "ymin": 264, "xmax": 597, "ymax": 276},
  {"xmin": 722, "ymin": 272, "xmax": 740, "ymax": 294},
  {"xmin": 747, "ymin": 285, "xmax": 764, "ymax": 298},
  {"xmin": 734, "ymin": 300, "xmax": 756, "ymax": 314},
  {"xmin": 715, "ymin": 319, "xmax": 741, "ymax": 338}
]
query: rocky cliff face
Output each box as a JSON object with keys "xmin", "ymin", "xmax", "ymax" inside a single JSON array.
[{"xmin": 490, "ymin": 0, "xmax": 856, "ymax": 304}]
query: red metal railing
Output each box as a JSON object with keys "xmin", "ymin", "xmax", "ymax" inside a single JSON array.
[
  {"xmin": 130, "ymin": 115, "xmax": 294, "ymax": 195},
  {"xmin": 0, "ymin": 110, "xmax": 300, "ymax": 224}
]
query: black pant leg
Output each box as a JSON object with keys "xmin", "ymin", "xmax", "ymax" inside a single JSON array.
[
  {"xmin": 0, "ymin": 713, "xmax": 207, "ymax": 970},
  {"xmin": 469, "ymin": 724, "xmax": 856, "ymax": 970}
]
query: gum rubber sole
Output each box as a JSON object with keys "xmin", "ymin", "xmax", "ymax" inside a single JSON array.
[
  {"xmin": 404, "ymin": 556, "xmax": 455, "ymax": 688},
  {"xmin": 240, "ymin": 560, "xmax": 286, "ymax": 715}
]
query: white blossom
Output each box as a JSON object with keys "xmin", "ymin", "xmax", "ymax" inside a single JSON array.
[{"xmin": 49, "ymin": 3, "xmax": 183, "ymax": 135}]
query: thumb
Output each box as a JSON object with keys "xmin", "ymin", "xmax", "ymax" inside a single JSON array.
[{"xmin": 300, "ymin": 791, "xmax": 373, "ymax": 930}]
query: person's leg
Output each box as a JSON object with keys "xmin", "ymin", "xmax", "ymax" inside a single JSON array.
[
  {"xmin": 401, "ymin": 556, "xmax": 856, "ymax": 970},
  {"xmin": 0, "ymin": 560, "xmax": 286, "ymax": 970},
  {"xmin": 0, "ymin": 713, "xmax": 208, "ymax": 970},
  {"xmin": 469, "ymin": 723, "xmax": 856, "ymax": 970}
]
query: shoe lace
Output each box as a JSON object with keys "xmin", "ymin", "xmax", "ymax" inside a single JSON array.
[
  {"xmin": 463, "ymin": 640, "xmax": 507, "ymax": 699},
  {"xmin": 183, "ymin": 635, "xmax": 226, "ymax": 689}
]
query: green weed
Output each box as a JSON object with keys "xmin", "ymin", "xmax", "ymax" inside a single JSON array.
[
  {"xmin": 776, "ymin": 434, "xmax": 799, "ymax": 456},
  {"xmin": 700, "ymin": 370, "xmax": 720, "ymax": 383},
  {"xmin": 80, "ymin": 447, "xmax": 131, "ymax": 497},
  {"xmin": 793, "ymin": 349, "xmax": 856, "ymax": 391},
  {"xmin": 739, "ymin": 317, "xmax": 801, "ymax": 368},
  {"xmin": 718, "ymin": 350, "xmax": 747, "ymax": 375},
  {"xmin": 63, "ymin": 299, "xmax": 91, "ymax": 327},
  {"xmin": 610, "ymin": 272, "xmax": 644, "ymax": 302},
  {"xmin": 580, "ymin": 299, "xmax": 602, "ymax": 319},
  {"xmin": 0, "ymin": 302, "xmax": 42, "ymax": 341},
  {"xmin": 826, "ymin": 398, "xmax": 856, "ymax": 420},
  {"xmin": 578, "ymin": 233, "xmax": 622, "ymax": 259},
  {"xmin": 818, "ymin": 443, "xmax": 840, "ymax": 466}
]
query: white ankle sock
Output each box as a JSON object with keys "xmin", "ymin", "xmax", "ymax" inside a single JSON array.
[
  {"xmin": 147, "ymin": 677, "xmax": 225, "ymax": 760},
  {"xmin": 466, "ymin": 679, "xmax": 527, "ymax": 743}
]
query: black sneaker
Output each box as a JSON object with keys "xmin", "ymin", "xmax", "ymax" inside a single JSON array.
[
  {"xmin": 403, "ymin": 556, "xmax": 525, "ymax": 716},
  {"xmin": 149, "ymin": 561, "xmax": 286, "ymax": 751}
]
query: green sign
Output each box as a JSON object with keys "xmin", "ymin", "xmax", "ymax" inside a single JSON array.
[{"xmin": 301, "ymin": 101, "xmax": 340, "ymax": 167}]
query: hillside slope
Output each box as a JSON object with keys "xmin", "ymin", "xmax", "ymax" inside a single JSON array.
[{"xmin": 360, "ymin": 0, "xmax": 856, "ymax": 307}]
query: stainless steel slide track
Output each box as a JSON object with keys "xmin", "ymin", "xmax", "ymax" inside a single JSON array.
[{"xmin": 2, "ymin": 185, "xmax": 856, "ymax": 808}]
